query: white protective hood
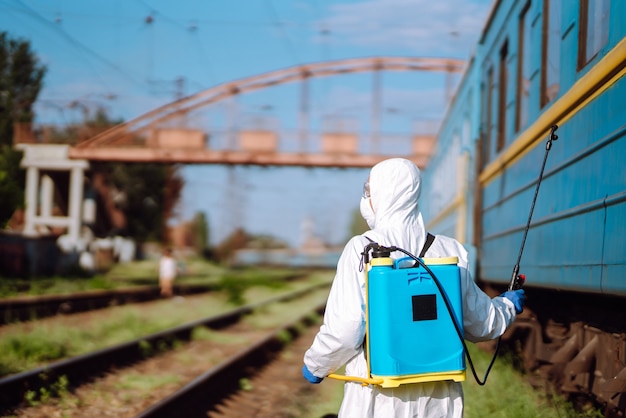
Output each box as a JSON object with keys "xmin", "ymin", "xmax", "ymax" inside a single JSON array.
[{"xmin": 303, "ymin": 158, "xmax": 518, "ymax": 417}]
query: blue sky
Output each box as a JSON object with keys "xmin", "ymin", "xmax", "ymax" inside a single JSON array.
[{"xmin": 1, "ymin": 0, "xmax": 493, "ymax": 247}]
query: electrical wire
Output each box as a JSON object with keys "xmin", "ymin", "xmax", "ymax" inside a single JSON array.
[
  {"xmin": 133, "ymin": 0, "xmax": 189, "ymax": 32},
  {"xmin": 8, "ymin": 0, "xmax": 148, "ymax": 91},
  {"xmin": 263, "ymin": 0, "xmax": 302, "ymax": 65}
]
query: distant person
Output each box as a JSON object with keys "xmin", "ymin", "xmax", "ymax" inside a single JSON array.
[
  {"xmin": 159, "ymin": 248, "xmax": 177, "ymax": 297},
  {"xmin": 301, "ymin": 158, "xmax": 525, "ymax": 417}
]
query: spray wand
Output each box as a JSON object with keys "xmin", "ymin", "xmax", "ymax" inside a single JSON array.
[{"xmin": 508, "ymin": 124, "xmax": 559, "ymax": 291}]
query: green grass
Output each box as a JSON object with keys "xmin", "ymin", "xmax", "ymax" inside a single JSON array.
[
  {"xmin": 463, "ymin": 344, "xmax": 603, "ymax": 418},
  {"xmin": 0, "ymin": 332, "xmax": 69, "ymax": 375},
  {"xmin": 298, "ymin": 343, "xmax": 603, "ymax": 418},
  {"xmin": 0, "ymin": 256, "xmax": 310, "ymax": 298},
  {"xmin": 0, "ymin": 272, "xmax": 333, "ymax": 377},
  {"xmin": 0, "ymin": 256, "xmax": 221, "ymax": 297},
  {"xmin": 217, "ymin": 268, "xmax": 332, "ymax": 306},
  {"xmin": 0, "ymin": 262, "xmax": 602, "ymax": 418},
  {"xmin": 0, "ymin": 307, "xmax": 196, "ymax": 375}
]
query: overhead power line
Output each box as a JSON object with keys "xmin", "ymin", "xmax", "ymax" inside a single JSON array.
[
  {"xmin": 131, "ymin": 0, "xmax": 217, "ymax": 86},
  {"xmin": 263, "ymin": 0, "xmax": 302, "ymax": 65},
  {"xmin": 8, "ymin": 0, "xmax": 149, "ymax": 91}
]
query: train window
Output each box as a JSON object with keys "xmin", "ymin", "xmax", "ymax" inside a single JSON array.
[
  {"xmin": 541, "ymin": 0, "xmax": 561, "ymax": 107},
  {"xmin": 497, "ymin": 40, "xmax": 508, "ymax": 153},
  {"xmin": 516, "ymin": 2, "xmax": 532, "ymax": 132},
  {"xmin": 578, "ymin": 0, "xmax": 610, "ymax": 69},
  {"xmin": 481, "ymin": 67, "xmax": 494, "ymax": 167}
]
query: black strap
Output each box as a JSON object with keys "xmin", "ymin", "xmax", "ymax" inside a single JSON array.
[
  {"xmin": 419, "ymin": 233, "xmax": 435, "ymax": 258},
  {"xmin": 363, "ymin": 233, "xmax": 434, "ymax": 257}
]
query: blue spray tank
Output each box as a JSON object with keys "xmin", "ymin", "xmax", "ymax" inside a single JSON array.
[
  {"xmin": 328, "ymin": 240, "xmax": 518, "ymax": 387},
  {"xmin": 366, "ymin": 249, "xmax": 465, "ymax": 386},
  {"xmin": 328, "ymin": 242, "xmax": 466, "ymax": 388}
]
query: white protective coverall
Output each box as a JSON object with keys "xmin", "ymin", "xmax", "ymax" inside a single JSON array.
[{"xmin": 303, "ymin": 158, "xmax": 518, "ymax": 418}]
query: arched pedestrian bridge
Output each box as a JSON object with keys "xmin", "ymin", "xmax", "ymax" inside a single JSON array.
[{"xmin": 66, "ymin": 56, "xmax": 465, "ymax": 169}]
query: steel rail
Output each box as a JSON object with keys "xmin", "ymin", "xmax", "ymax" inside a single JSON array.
[
  {"xmin": 135, "ymin": 303, "xmax": 326, "ymax": 418},
  {"xmin": 0, "ymin": 284, "xmax": 214, "ymax": 325},
  {"xmin": 0, "ymin": 282, "xmax": 328, "ymax": 414}
]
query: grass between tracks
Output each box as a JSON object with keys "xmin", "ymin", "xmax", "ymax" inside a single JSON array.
[
  {"xmin": 0, "ymin": 256, "xmax": 306, "ymax": 297},
  {"xmin": 0, "ymin": 263, "xmax": 334, "ymax": 377},
  {"xmin": 0, "ymin": 256, "xmax": 227, "ymax": 297},
  {"xmin": 7, "ymin": 286, "xmax": 333, "ymax": 415}
]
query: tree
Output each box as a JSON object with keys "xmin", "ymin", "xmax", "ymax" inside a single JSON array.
[
  {"xmin": 0, "ymin": 32, "xmax": 46, "ymax": 227},
  {"xmin": 46, "ymin": 107, "xmax": 123, "ymax": 144},
  {"xmin": 47, "ymin": 108, "xmax": 185, "ymax": 243},
  {"xmin": 96, "ymin": 161, "xmax": 184, "ymax": 242},
  {"xmin": 0, "ymin": 31, "xmax": 46, "ymax": 146},
  {"xmin": 0, "ymin": 147, "xmax": 25, "ymax": 226}
]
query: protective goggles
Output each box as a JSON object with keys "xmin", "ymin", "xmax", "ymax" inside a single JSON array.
[{"xmin": 362, "ymin": 180, "xmax": 370, "ymax": 199}]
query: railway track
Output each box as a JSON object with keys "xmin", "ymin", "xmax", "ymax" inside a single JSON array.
[
  {"xmin": 0, "ymin": 272, "xmax": 310, "ymax": 325},
  {"xmin": 0, "ymin": 284, "xmax": 214, "ymax": 325},
  {"xmin": 6, "ymin": 279, "xmax": 609, "ymax": 417},
  {"xmin": 0, "ymin": 282, "xmax": 330, "ymax": 416},
  {"xmin": 136, "ymin": 308, "xmax": 327, "ymax": 418}
]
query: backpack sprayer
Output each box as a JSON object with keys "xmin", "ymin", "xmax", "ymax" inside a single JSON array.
[{"xmin": 327, "ymin": 125, "xmax": 558, "ymax": 387}]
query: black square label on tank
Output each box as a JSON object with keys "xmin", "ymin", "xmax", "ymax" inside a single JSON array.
[{"xmin": 412, "ymin": 294, "xmax": 437, "ymax": 321}]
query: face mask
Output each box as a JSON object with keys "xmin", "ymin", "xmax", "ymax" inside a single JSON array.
[{"xmin": 360, "ymin": 197, "xmax": 376, "ymax": 229}]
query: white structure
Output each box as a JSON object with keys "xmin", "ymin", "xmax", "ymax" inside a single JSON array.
[{"xmin": 17, "ymin": 144, "xmax": 90, "ymax": 251}]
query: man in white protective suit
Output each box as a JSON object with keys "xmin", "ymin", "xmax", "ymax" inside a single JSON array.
[{"xmin": 302, "ymin": 158, "xmax": 525, "ymax": 418}]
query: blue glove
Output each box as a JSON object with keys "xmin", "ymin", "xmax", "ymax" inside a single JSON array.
[
  {"xmin": 501, "ymin": 289, "xmax": 525, "ymax": 314},
  {"xmin": 302, "ymin": 365, "xmax": 323, "ymax": 384}
]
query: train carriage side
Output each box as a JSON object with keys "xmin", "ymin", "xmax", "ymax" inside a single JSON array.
[
  {"xmin": 425, "ymin": 0, "xmax": 626, "ymax": 414},
  {"xmin": 477, "ymin": 0, "xmax": 625, "ymax": 414},
  {"xmin": 476, "ymin": 0, "xmax": 626, "ymax": 296}
]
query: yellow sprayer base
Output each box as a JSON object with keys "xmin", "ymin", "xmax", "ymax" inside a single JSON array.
[
  {"xmin": 328, "ymin": 370, "xmax": 466, "ymax": 388},
  {"xmin": 372, "ymin": 370, "xmax": 466, "ymax": 388}
]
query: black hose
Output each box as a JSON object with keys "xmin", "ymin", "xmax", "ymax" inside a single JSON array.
[{"xmin": 389, "ymin": 246, "xmax": 499, "ymax": 385}]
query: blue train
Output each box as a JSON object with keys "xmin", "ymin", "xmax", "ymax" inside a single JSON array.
[{"xmin": 420, "ymin": 0, "xmax": 626, "ymax": 414}]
